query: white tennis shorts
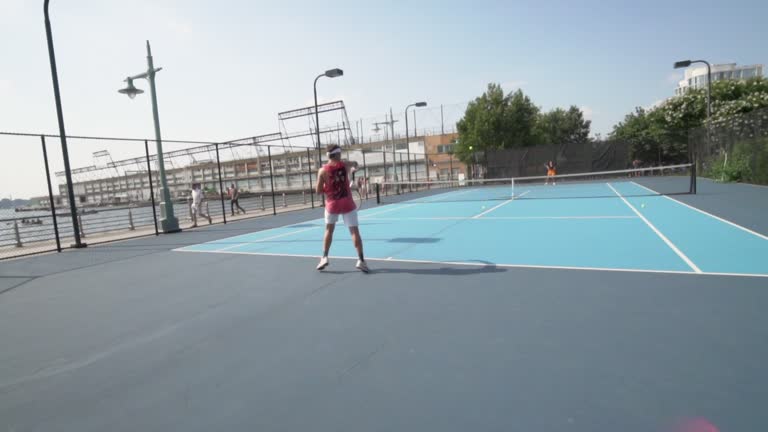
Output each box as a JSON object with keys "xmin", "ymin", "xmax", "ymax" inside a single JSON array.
[{"xmin": 324, "ymin": 209, "xmax": 358, "ymax": 227}]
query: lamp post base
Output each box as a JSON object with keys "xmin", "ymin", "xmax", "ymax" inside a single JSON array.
[
  {"xmin": 160, "ymin": 218, "xmax": 181, "ymax": 234},
  {"xmin": 159, "ymin": 202, "xmax": 181, "ymax": 233}
]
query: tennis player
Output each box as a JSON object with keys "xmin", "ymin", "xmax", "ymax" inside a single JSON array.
[
  {"xmin": 545, "ymin": 160, "xmax": 557, "ymax": 185},
  {"xmin": 315, "ymin": 144, "xmax": 369, "ymax": 273}
]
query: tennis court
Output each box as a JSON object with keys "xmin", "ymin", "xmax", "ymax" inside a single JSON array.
[
  {"xmin": 176, "ymin": 168, "xmax": 768, "ymax": 278},
  {"xmin": 3, "ymin": 171, "xmax": 768, "ymax": 432}
]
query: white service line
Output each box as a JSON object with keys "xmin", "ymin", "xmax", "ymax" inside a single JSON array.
[
  {"xmin": 174, "ymin": 249, "xmax": 768, "ymax": 278},
  {"xmin": 362, "ymin": 215, "xmax": 638, "ymax": 221},
  {"xmin": 472, "ymin": 190, "xmax": 530, "ymax": 219},
  {"xmin": 192, "ymin": 226, "xmax": 320, "ymax": 252},
  {"xmin": 630, "ymin": 181, "xmax": 768, "ymax": 241},
  {"xmin": 360, "ymin": 203, "xmax": 418, "ymax": 218},
  {"xmin": 607, "ymin": 183, "xmax": 702, "ymax": 273}
]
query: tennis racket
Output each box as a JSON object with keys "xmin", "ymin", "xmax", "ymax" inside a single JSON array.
[{"xmin": 350, "ymin": 167, "xmax": 365, "ymax": 211}]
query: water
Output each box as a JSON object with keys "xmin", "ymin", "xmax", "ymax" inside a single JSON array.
[{"xmin": 0, "ymin": 193, "xmax": 311, "ymax": 249}]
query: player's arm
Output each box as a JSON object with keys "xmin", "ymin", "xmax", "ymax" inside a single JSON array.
[{"xmin": 315, "ymin": 168, "xmax": 325, "ymax": 195}]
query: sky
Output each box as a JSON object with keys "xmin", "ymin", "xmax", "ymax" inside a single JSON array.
[{"xmin": 1, "ymin": 0, "xmax": 766, "ymax": 198}]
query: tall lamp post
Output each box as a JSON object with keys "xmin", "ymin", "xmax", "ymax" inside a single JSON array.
[
  {"xmin": 674, "ymin": 59, "xmax": 710, "ymax": 193},
  {"xmin": 674, "ymin": 60, "xmax": 711, "ymax": 121},
  {"xmin": 44, "ymin": 0, "xmax": 85, "ymax": 248},
  {"xmin": 313, "ymin": 68, "xmax": 344, "ymax": 155},
  {"xmin": 405, "ymin": 102, "xmax": 427, "ymax": 182},
  {"xmin": 118, "ymin": 41, "xmax": 180, "ymax": 233}
]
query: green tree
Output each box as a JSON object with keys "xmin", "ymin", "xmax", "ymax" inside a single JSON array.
[
  {"xmin": 455, "ymin": 84, "xmax": 540, "ymax": 163},
  {"xmin": 611, "ymin": 77, "xmax": 768, "ymax": 166},
  {"xmin": 537, "ymin": 106, "xmax": 591, "ymax": 146}
]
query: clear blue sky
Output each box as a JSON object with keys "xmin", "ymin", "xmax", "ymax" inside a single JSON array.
[{"xmin": 1, "ymin": 0, "xmax": 766, "ymax": 197}]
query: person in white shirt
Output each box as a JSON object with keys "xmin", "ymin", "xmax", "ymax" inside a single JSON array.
[{"xmin": 190, "ymin": 183, "xmax": 212, "ymax": 227}]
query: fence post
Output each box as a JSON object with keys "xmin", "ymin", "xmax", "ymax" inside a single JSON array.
[
  {"xmin": 383, "ymin": 148, "xmax": 387, "ymax": 182},
  {"xmin": 13, "ymin": 221, "xmax": 22, "ymax": 248},
  {"xmin": 128, "ymin": 209, "xmax": 135, "ymax": 231},
  {"xmin": 282, "ymin": 193, "xmax": 287, "ymax": 207},
  {"xmin": 215, "ymin": 143, "xmax": 227, "ymax": 224},
  {"xmin": 317, "ymin": 147, "xmax": 324, "ymax": 207},
  {"xmin": 260, "ymin": 195, "xmax": 265, "ymax": 211},
  {"xmin": 307, "ymin": 148, "xmax": 315, "ymax": 209},
  {"xmin": 303, "ymin": 191, "xmax": 306, "ymax": 205},
  {"xmin": 268, "ymin": 146, "xmax": 277, "ymax": 215},
  {"xmin": 41, "ymin": 136, "xmax": 61, "ymax": 252},
  {"xmin": 144, "ymin": 140, "xmax": 160, "ymax": 236},
  {"xmin": 78, "ymin": 214, "xmax": 86, "ymax": 238}
]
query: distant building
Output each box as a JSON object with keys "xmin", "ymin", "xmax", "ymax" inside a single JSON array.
[
  {"xmin": 675, "ymin": 63, "xmax": 763, "ymax": 96},
  {"xmin": 56, "ymin": 134, "xmax": 467, "ymax": 205}
]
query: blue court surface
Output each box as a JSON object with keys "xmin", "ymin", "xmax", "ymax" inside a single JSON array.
[
  {"xmin": 3, "ymin": 177, "xmax": 768, "ymax": 432},
  {"xmin": 176, "ymin": 180, "xmax": 768, "ymax": 278}
]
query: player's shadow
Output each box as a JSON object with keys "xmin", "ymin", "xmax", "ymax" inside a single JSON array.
[
  {"xmin": 370, "ymin": 264, "xmax": 506, "ymax": 276},
  {"xmin": 321, "ymin": 261, "xmax": 507, "ymax": 276}
]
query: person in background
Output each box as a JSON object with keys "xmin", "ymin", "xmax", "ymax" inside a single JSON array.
[
  {"xmin": 229, "ymin": 183, "xmax": 246, "ymax": 216},
  {"xmin": 190, "ymin": 183, "xmax": 212, "ymax": 228},
  {"xmin": 545, "ymin": 160, "xmax": 557, "ymax": 185}
]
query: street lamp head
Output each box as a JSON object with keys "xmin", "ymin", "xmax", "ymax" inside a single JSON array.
[
  {"xmin": 674, "ymin": 60, "xmax": 692, "ymax": 69},
  {"xmin": 324, "ymin": 68, "xmax": 344, "ymax": 78},
  {"xmin": 118, "ymin": 78, "xmax": 144, "ymax": 99},
  {"xmin": 415, "ymin": 102, "xmax": 427, "ymax": 107}
]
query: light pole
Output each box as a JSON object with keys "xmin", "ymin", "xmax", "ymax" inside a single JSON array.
[
  {"xmin": 674, "ymin": 60, "xmax": 711, "ymax": 121},
  {"xmin": 675, "ymin": 59, "xmax": 710, "ymax": 193},
  {"xmin": 118, "ymin": 41, "xmax": 180, "ymax": 233},
  {"xmin": 44, "ymin": 0, "xmax": 85, "ymax": 248},
  {"xmin": 313, "ymin": 68, "xmax": 344, "ymax": 155},
  {"xmin": 405, "ymin": 102, "xmax": 427, "ymax": 182}
]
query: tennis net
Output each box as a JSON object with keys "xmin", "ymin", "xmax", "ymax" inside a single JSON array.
[{"xmin": 376, "ymin": 164, "xmax": 695, "ymax": 204}]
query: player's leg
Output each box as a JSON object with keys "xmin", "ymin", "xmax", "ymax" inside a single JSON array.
[
  {"xmin": 191, "ymin": 205, "xmax": 198, "ymax": 227},
  {"xmin": 317, "ymin": 211, "xmax": 338, "ymax": 270},
  {"xmin": 344, "ymin": 211, "xmax": 368, "ymax": 272}
]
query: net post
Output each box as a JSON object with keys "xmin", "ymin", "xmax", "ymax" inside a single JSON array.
[
  {"xmin": 376, "ymin": 183, "xmax": 381, "ymax": 205},
  {"xmin": 690, "ymin": 150, "xmax": 697, "ymax": 195},
  {"xmin": 511, "ymin": 178, "xmax": 515, "ymax": 198}
]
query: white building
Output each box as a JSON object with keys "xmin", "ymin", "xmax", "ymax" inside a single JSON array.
[{"xmin": 676, "ymin": 63, "xmax": 763, "ymax": 95}]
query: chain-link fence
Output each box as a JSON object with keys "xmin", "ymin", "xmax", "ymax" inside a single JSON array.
[
  {"xmin": 0, "ymin": 133, "xmax": 349, "ymax": 260},
  {"xmin": 690, "ymin": 106, "xmax": 768, "ymax": 184}
]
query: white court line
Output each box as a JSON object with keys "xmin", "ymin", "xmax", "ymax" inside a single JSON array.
[
  {"xmin": 362, "ymin": 215, "xmax": 639, "ymax": 221},
  {"xmin": 360, "ymin": 189, "xmax": 474, "ymax": 219},
  {"xmin": 607, "ymin": 183, "xmax": 702, "ymax": 273},
  {"xmin": 360, "ymin": 203, "xmax": 418, "ymax": 218},
  {"xmin": 173, "ymin": 226, "xmax": 319, "ymax": 252},
  {"xmin": 174, "ymin": 249, "xmax": 768, "ymax": 278},
  {"xmin": 631, "ymin": 181, "xmax": 768, "ymax": 241},
  {"xmin": 472, "ymin": 190, "xmax": 530, "ymax": 219}
]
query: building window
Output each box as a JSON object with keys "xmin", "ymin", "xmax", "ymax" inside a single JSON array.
[{"xmin": 437, "ymin": 144, "xmax": 455, "ymax": 154}]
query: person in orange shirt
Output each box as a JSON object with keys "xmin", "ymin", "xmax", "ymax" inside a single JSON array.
[{"xmin": 545, "ymin": 160, "xmax": 557, "ymax": 185}]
